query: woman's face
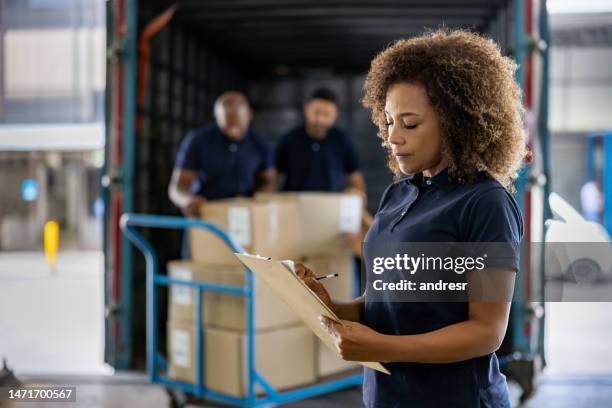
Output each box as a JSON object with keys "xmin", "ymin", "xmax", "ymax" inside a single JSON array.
[{"xmin": 384, "ymin": 82, "xmax": 444, "ymax": 176}]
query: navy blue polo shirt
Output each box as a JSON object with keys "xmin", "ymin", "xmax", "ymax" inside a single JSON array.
[
  {"xmin": 362, "ymin": 168, "xmax": 523, "ymax": 408},
  {"xmin": 275, "ymin": 125, "xmax": 360, "ymax": 192},
  {"xmin": 174, "ymin": 124, "xmax": 273, "ymax": 200}
]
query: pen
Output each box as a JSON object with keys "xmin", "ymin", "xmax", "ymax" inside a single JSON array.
[{"xmin": 315, "ymin": 273, "xmax": 339, "ymax": 281}]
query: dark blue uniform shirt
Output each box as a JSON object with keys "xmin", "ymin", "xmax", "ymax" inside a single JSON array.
[
  {"xmin": 362, "ymin": 168, "xmax": 523, "ymax": 408},
  {"xmin": 275, "ymin": 125, "xmax": 360, "ymax": 192},
  {"xmin": 174, "ymin": 124, "xmax": 273, "ymax": 200}
]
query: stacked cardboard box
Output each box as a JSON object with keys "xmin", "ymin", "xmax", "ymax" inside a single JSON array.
[
  {"xmin": 167, "ymin": 261, "xmax": 300, "ymax": 330},
  {"xmin": 166, "ymin": 261, "xmax": 315, "ymax": 396},
  {"xmin": 188, "ymin": 198, "xmax": 302, "ymax": 266},
  {"xmin": 167, "ymin": 319, "xmax": 315, "ymax": 397},
  {"xmin": 257, "ymin": 192, "xmax": 363, "ymax": 378},
  {"xmin": 168, "ymin": 192, "xmax": 362, "ymax": 393},
  {"xmin": 254, "ymin": 192, "xmax": 363, "ymax": 257},
  {"xmin": 299, "ymin": 255, "xmax": 360, "ymax": 377}
]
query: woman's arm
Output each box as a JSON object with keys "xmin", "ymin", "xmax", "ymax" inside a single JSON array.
[
  {"xmin": 331, "ymin": 296, "xmax": 365, "ymax": 322},
  {"xmin": 321, "ymin": 268, "xmax": 515, "ymax": 363},
  {"xmin": 379, "ymin": 300, "xmax": 511, "ymax": 363}
]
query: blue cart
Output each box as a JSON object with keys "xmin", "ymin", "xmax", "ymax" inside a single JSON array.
[{"xmin": 120, "ymin": 213, "xmax": 363, "ymax": 407}]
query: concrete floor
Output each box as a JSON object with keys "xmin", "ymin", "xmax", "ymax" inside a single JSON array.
[
  {"xmin": 2, "ymin": 250, "xmax": 612, "ymax": 407},
  {"xmin": 0, "ymin": 251, "xmax": 110, "ymax": 375},
  {"xmin": 7, "ymin": 371, "xmax": 612, "ymax": 407},
  {"xmin": 545, "ymin": 302, "xmax": 612, "ymax": 375}
]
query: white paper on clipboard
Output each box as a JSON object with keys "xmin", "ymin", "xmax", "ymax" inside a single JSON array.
[{"xmin": 235, "ymin": 253, "xmax": 390, "ymax": 375}]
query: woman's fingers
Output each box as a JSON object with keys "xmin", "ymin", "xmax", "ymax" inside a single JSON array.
[
  {"xmin": 294, "ymin": 262, "xmax": 316, "ymax": 279},
  {"xmin": 303, "ymin": 276, "xmax": 323, "ymax": 292},
  {"xmin": 303, "ymin": 277, "xmax": 333, "ymax": 309},
  {"xmin": 319, "ymin": 315, "xmax": 342, "ymax": 336},
  {"xmin": 320, "ymin": 316, "xmax": 353, "ymax": 355}
]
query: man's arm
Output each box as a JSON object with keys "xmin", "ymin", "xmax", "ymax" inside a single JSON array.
[
  {"xmin": 168, "ymin": 169, "xmax": 206, "ymax": 217},
  {"xmin": 342, "ymin": 131, "xmax": 366, "ymax": 203}
]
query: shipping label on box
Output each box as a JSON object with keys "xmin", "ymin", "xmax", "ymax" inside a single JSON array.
[
  {"xmin": 228, "ymin": 207, "xmax": 251, "ymax": 246},
  {"xmin": 170, "ymin": 327, "xmax": 191, "ymax": 368},
  {"xmin": 190, "ymin": 198, "xmax": 301, "ymax": 265},
  {"xmin": 267, "ymin": 202, "xmax": 280, "ymax": 242},
  {"xmin": 170, "ymin": 266, "xmax": 193, "ymax": 306},
  {"xmin": 339, "ymin": 195, "xmax": 362, "ymax": 233}
]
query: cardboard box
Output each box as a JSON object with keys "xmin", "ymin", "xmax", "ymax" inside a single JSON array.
[
  {"xmin": 316, "ymin": 339, "xmax": 359, "ymax": 378},
  {"xmin": 189, "ymin": 198, "xmax": 302, "ymax": 266},
  {"xmin": 301, "ymin": 255, "xmax": 360, "ymax": 377},
  {"xmin": 168, "ymin": 260, "xmax": 301, "ymax": 331},
  {"xmin": 255, "ymin": 192, "xmax": 363, "ymax": 257},
  {"xmin": 301, "ymin": 254, "xmax": 357, "ymax": 302},
  {"xmin": 167, "ymin": 320, "xmax": 316, "ymax": 397},
  {"xmin": 301, "ymin": 254, "xmax": 359, "ymax": 377}
]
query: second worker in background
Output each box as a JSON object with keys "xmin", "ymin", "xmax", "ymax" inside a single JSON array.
[{"xmin": 275, "ymin": 88, "xmax": 366, "ymax": 198}]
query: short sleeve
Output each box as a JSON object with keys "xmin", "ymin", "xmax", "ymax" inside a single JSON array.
[
  {"xmin": 274, "ymin": 136, "xmax": 289, "ymax": 173},
  {"xmin": 175, "ymin": 131, "xmax": 201, "ymax": 171},
  {"xmin": 342, "ymin": 133, "xmax": 361, "ymax": 173},
  {"xmin": 463, "ymin": 187, "xmax": 524, "ymax": 271}
]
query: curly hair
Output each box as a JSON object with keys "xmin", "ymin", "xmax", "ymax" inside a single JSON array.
[{"xmin": 362, "ymin": 29, "xmax": 526, "ymax": 191}]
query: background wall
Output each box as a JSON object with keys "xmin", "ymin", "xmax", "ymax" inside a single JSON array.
[
  {"xmin": 549, "ymin": 46, "xmax": 612, "ymax": 133},
  {"xmin": 547, "ymin": 42, "xmax": 612, "ymax": 211}
]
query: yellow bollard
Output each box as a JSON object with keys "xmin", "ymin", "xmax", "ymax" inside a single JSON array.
[{"xmin": 44, "ymin": 220, "xmax": 59, "ymax": 273}]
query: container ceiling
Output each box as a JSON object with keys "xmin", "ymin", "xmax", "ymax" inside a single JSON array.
[{"xmin": 153, "ymin": 0, "xmax": 511, "ymax": 72}]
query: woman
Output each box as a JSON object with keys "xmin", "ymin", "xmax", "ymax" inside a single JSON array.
[{"xmin": 296, "ymin": 29, "xmax": 525, "ymax": 408}]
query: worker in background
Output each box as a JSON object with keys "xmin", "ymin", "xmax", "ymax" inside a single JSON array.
[
  {"xmin": 275, "ymin": 88, "xmax": 370, "ymax": 277},
  {"xmin": 168, "ymin": 91, "xmax": 276, "ymax": 217},
  {"xmin": 275, "ymin": 88, "xmax": 366, "ymax": 198}
]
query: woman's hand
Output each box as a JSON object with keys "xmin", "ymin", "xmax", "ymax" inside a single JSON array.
[
  {"xmin": 294, "ymin": 263, "xmax": 333, "ymax": 309},
  {"xmin": 319, "ymin": 316, "xmax": 387, "ymax": 362}
]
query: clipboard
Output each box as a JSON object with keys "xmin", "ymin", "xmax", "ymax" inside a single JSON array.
[{"xmin": 235, "ymin": 253, "xmax": 390, "ymax": 375}]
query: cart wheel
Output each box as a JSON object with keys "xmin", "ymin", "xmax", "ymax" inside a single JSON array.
[
  {"xmin": 166, "ymin": 387, "xmax": 188, "ymax": 408},
  {"xmin": 566, "ymin": 258, "xmax": 602, "ymax": 284}
]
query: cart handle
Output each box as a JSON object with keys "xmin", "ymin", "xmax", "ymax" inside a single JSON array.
[
  {"xmin": 119, "ymin": 212, "xmax": 259, "ymax": 400},
  {"xmin": 120, "ymin": 213, "xmax": 246, "ymax": 255}
]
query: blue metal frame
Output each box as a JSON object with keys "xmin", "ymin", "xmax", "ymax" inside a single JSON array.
[
  {"xmin": 605, "ymin": 133, "xmax": 612, "ymax": 234},
  {"xmin": 118, "ymin": 0, "xmax": 138, "ymax": 369},
  {"xmin": 102, "ymin": 0, "xmax": 113, "ymax": 368},
  {"xmin": 510, "ymin": 0, "xmax": 531, "ymax": 355},
  {"xmin": 586, "ymin": 132, "xmax": 612, "ymax": 235},
  {"xmin": 537, "ymin": 0, "xmax": 551, "ymax": 363},
  {"xmin": 120, "ymin": 213, "xmax": 363, "ymax": 407}
]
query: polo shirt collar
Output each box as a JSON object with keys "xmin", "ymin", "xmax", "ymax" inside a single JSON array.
[
  {"xmin": 213, "ymin": 123, "xmax": 250, "ymax": 145},
  {"xmin": 404, "ymin": 167, "xmax": 454, "ymax": 190}
]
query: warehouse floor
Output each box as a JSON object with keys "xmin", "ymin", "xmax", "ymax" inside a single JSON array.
[
  {"xmin": 2, "ymin": 251, "xmax": 612, "ymax": 407},
  {"xmin": 0, "ymin": 251, "xmax": 109, "ymax": 375},
  {"xmin": 12, "ymin": 371, "xmax": 612, "ymax": 407}
]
